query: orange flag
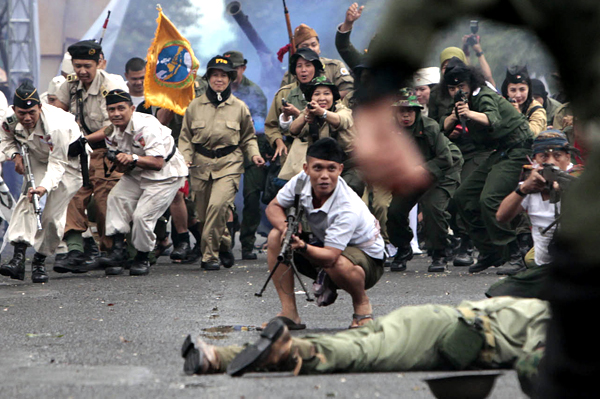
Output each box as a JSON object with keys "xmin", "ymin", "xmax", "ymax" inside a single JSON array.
[{"xmin": 144, "ymin": 5, "xmax": 199, "ymax": 115}]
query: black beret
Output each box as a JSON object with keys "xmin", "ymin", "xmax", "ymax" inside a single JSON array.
[
  {"xmin": 105, "ymin": 89, "xmax": 132, "ymax": 106},
  {"xmin": 289, "ymin": 48, "xmax": 324, "ymax": 76},
  {"xmin": 68, "ymin": 40, "xmax": 102, "ymax": 62},
  {"xmin": 13, "ymin": 82, "xmax": 40, "ymax": 109},
  {"xmin": 306, "ymin": 137, "xmax": 345, "ymax": 164},
  {"xmin": 443, "ymin": 57, "xmax": 470, "ymax": 86}
]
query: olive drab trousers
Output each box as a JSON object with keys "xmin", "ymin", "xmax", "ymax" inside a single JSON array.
[
  {"xmin": 454, "ymin": 147, "xmax": 530, "ymax": 260},
  {"xmin": 190, "ymin": 173, "xmax": 241, "ymax": 263}
]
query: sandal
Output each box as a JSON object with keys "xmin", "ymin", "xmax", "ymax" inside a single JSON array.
[{"xmin": 349, "ymin": 313, "xmax": 374, "ymax": 329}]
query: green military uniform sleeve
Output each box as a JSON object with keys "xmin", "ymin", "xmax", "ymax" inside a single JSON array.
[
  {"xmin": 334, "ymin": 26, "xmax": 364, "ymax": 70},
  {"xmin": 420, "ymin": 117, "xmax": 454, "ymax": 180}
]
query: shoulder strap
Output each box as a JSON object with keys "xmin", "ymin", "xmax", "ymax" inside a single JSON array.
[{"xmin": 526, "ymin": 105, "xmax": 544, "ymax": 120}]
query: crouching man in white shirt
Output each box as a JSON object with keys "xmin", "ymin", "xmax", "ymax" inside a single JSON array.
[
  {"xmin": 98, "ymin": 90, "xmax": 188, "ymax": 276},
  {"xmin": 496, "ymin": 130, "xmax": 575, "ymax": 274},
  {"xmin": 264, "ymin": 137, "xmax": 384, "ymax": 330}
]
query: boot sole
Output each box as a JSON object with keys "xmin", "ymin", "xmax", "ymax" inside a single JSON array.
[
  {"xmin": 129, "ymin": 269, "xmax": 150, "ymax": 276},
  {"xmin": 0, "ymin": 267, "xmax": 25, "ymax": 280},
  {"xmin": 226, "ymin": 318, "xmax": 285, "ymax": 377},
  {"xmin": 181, "ymin": 334, "xmax": 202, "ymax": 375}
]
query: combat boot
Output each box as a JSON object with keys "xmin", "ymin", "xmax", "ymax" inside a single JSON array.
[
  {"xmin": 219, "ymin": 250, "xmax": 235, "ymax": 268},
  {"xmin": 390, "ymin": 246, "xmax": 413, "ymax": 272},
  {"xmin": 428, "ymin": 250, "xmax": 448, "ymax": 272},
  {"xmin": 53, "ymin": 250, "xmax": 93, "ymax": 273},
  {"xmin": 170, "ymin": 241, "xmax": 191, "ymax": 262},
  {"xmin": 468, "ymin": 252, "xmax": 505, "ymax": 273},
  {"xmin": 453, "ymin": 235, "xmax": 475, "ymax": 266},
  {"xmin": 496, "ymin": 240, "xmax": 527, "ymax": 276},
  {"xmin": 31, "ymin": 253, "xmax": 49, "ymax": 283},
  {"xmin": 130, "ymin": 251, "xmax": 150, "ymax": 276},
  {"xmin": 98, "ymin": 234, "xmax": 127, "ymax": 275},
  {"xmin": 0, "ymin": 242, "xmax": 27, "ymax": 281},
  {"xmin": 83, "ymin": 237, "xmax": 101, "ymax": 259}
]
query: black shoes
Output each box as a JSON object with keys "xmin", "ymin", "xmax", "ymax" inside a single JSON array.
[
  {"xmin": 130, "ymin": 252, "xmax": 150, "ymax": 276},
  {"xmin": 83, "ymin": 237, "xmax": 101, "ymax": 259},
  {"xmin": 98, "ymin": 234, "xmax": 127, "ymax": 275},
  {"xmin": 181, "ymin": 334, "xmax": 220, "ymax": 375},
  {"xmin": 219, "ymin": 251, "xmax": 235, "ymax": 268},
  {"xmin": 390, "ymin": 246, "xmax": 413, "ymax": 272},
  {"xmin": 170, "ymin": 242, "xmax": 191, "ymax": 261},
  {"xmin": 181, "ymin": 244, "xmax": 202, "ymax": 264},
  {"xmin": 227, "ymin": 317, "xmax": 295, "ymax": 377},
  {"xmin": 201, "ymin": 261, "xmax": 220, "ymax": 271},
  {"xmin": 31, "ymin": 253, "xmax": 48, "ymax": 284},
  {"xmin": 453, "ymin": 235, "xmax": 475, "ymax": 266},
  {"xmin": 496, "ymin": 241, "xmax": 527, "ymax": 276},
  {"xmin": 468, "ymin": 253, "xmax": 505, "ymax": 273},
  {"xmin": 53, "ymin": 250, "xmax": 93, "ymax": 274},
  {"xmin": 241, "ymin": 250, "xmax": 257, "ymax": 260},
  {"xmin": 0, "ymin": 243, "xmax": 27, "ymax": 281},
  {"xmin": 428, "ymin": 251, "xmax": 447, "ymax": 272}
]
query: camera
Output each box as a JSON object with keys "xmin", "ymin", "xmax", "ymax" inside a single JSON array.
[{"xmin": 465, "ymin": 20, "xmax": 479, "ymax": 47}]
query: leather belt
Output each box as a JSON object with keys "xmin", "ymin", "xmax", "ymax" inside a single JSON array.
[{"xmin": 194, "ymin": 144, "xmax": 238, "ymax": 159}]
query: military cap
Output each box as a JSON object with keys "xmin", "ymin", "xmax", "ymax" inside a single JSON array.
[
  {"xmin": 289, "ymin": 48, "xmax": 324, "ymax": 76},
  {"xmin": 303, "ymin": 76, "xmax": 341, "ymax": 103},
  {"xmin": 13, "ymin": 82, "xmax": 41, "ymax": 109},
  {"xmin": 392, "ymin": 88, "xmax": 423, "ymax": 109},
  {"xmin": 504, "ymin": 65, "xmax": 530, "ymax": 84},
  {"xmin": 443, "ymin": 57, "xmax": 470, "ymax": 86},
  {"xmin": 223, "ymin": 51, "xmax": 247, "ymax": 68},
  {"xmin": 293, "ymin": 24, "xmax": 318, "ymax": 47},
  {"xmin": 204, "ymin": 55, "xmax": 237, "ymax": 81},
  {"xmin": 68, "ymin": 40, "xmax": 102, "ymax": 62},
  {"xmin": 105, "ymin": 89, "xmax": 133, "ymax": 106},
  {"xmin": 306, "ymin": 137, "xmax": 345, "ymax": 164}
]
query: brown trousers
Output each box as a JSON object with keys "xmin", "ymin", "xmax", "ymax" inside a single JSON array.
[{"xmin": 64, "ymin": 148, "xmax": 122, "ymax": 250}]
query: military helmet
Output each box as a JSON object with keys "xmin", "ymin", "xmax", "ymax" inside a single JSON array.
[
  {"xmin": 392, "ymin": 88, "xmax": 423, "ymax": 109},
  {"xmin": 303, "ymin": 76, "xmax": 341, "ymax": 103},
  {"xmin": 204, "ymin": 55, "xmax": 238, "ymax": 82},
  {"xmin": 289, "ymin": 48, "xmax": 324, "ymax": 76}
]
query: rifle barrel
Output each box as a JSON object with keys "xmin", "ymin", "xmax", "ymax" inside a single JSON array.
[{"xmin": 226, "ymin": 1, "xmax": 271, "ymax": 54}]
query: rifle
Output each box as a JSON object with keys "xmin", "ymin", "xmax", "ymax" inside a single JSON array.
[
  {"xmin": 453, "ymin": 89, "xmax": 469, "ymax": 132},
  {"xmin": 99, "ymin": 11, "xmax": 111, "ymax": 45},
  {"xmin": 283, "ymin": 0, "xmax": 295, "ymax": 55},
  {"xmin": 255, "ymin": 176, "xmax": 313, "ymax": 301},
  {"xmin": 20, "ymin": 144, "xmax": 43, "ymax": 230},
  {"xmin": 538, "ymin": 163, "xmax": 577, "ymax": 204}
]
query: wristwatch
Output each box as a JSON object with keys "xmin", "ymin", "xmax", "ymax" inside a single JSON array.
[
  {"xmin": 131, "ymin": 154, "xmax": 139, "ymax": 168},
  {"xmin": 320, "ymin": 110, "xmax": 328, "ymax": 120},
  {"xmin": 297, "ymin": 241, "xmax": 308, "ymax": 254},
  {"xmin": 514, "ymin": 186, "xmax": 527, "ymax": 197},
  {"xmin": 476, "ymin": 50, "xmax": 484, "ymax": 57}
]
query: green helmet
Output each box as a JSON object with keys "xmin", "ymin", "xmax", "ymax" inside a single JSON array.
[
  {"xmin": 303, "ymin": 76, "xmax": 341, "ymax": 103},
  {"xmin": 392, "ymin": 87, "xmax": 423, "ymax": 108}
]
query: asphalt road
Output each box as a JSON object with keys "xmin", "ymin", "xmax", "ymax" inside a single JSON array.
[{"xmin": 0, "ymin": 244, "xmax": 528, "ymax": 399}]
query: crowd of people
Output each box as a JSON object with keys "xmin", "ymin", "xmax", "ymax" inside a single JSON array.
[{"xmin": 0, "ymin": 2, "xmax": 590, "ymax": 396}]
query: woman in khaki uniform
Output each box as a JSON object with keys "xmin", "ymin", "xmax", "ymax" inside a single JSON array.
[
  {"xmin": 289, "ymin": 76, "xmax": 363, "ymax": 195},
  {"xmin": 178, "ymin": 56, "xmax": 264, "ymax": 271}
]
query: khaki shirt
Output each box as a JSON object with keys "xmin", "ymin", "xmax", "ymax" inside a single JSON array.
[
  {"xmin": 526, "ymin": 99, "xmax": 547, "ymax": 137},
  {"xmin": 179, "ymin": 94, "xmax": 260, "ymax": 181},
  {"xmin": 280, "ymin": 56, "xmax": 354, "ymax": 93},
  {"xmin": 294, "ymin": 103, "xmax": 355, "ymax": 153},
  {"xmin": 264, "ymin": 82, "xmax": 307, "ymax": 147},
  {"xmin": 56, "ymin": 69, "xmax": 127, "ymax": 134},
  {"xmin": 105, "ymin": 112, "xmax": 188, "ymax": 182},
  {"xmin": 0, "ymin": 104, "xmax": 81, "ymax": 192}
]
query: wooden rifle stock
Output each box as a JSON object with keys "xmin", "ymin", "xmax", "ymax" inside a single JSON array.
[{"xmin": 283, "ymin": 0, "xmax": 295, "ymax": 55}]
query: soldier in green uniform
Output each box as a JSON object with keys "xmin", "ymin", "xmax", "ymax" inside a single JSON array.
[
  {"xmin": 440, "ymin": 58, "xmax": 533, "ymax": 273},
  {"xmin": 182, "ymin": 296, "xmax": 548, "ymax": 385},
  {"xmin": 387, "ymin": 89, "xmax": 462, "ymax": 272},
  {"xmin": 222, "ymin": 51, "xmax": 270, "ymax": 260}
]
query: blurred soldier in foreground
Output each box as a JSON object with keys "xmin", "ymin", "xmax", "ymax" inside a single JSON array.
[
  {"xmin": 0, "ymin": 83, "xmax": 83, "ymax": 283},
  {"xmin": 350, "ymin": 1, "xmax": 600, "ymax": 397},
  {"xmin": 97, "ymin": 90, "xmax": 188, "ymax": 276}
]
